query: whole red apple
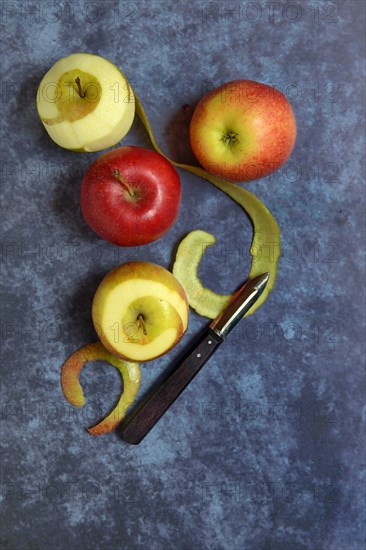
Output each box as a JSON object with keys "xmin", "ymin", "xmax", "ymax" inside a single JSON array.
[
  {"xmin": 81, "ymin": 146, "xmax": 181, "ymax": 246},
  {"xmin": 190, "ymin": 80, "xmax": 296, "ymax": 182}
]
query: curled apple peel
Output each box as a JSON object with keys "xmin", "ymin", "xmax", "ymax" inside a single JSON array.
[
  {"xmin": 61, "ymin": 341, "xmax": 141, "ymax": 435},
  {"xmin": 134, "ymin": 95, "xmax": 280, "ymax": 317},
  {"xmin": 172, "ymin": 230, "xmax": 233, "ymax": 318}
]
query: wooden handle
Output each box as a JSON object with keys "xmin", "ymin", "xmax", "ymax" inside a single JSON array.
[{"xmin": 120, "ymin": 329, "xmax": 222, "ymax": 444}]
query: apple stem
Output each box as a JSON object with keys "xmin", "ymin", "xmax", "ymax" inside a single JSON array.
[
  {"xmin": 75, "ymin": 77, "xmax": 86, "ymax": 98},
  {"xmin": 137, "ymin": 314, "xmax": 147, "ymax": 335},
  {"xmin": 113, "ymin": 169, "xmax": 135, "ymax": 197}
]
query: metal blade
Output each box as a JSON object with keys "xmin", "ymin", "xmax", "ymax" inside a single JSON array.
[{"xmin": 209, "ymin": 272, "xmax": 269, "ymax": 339}]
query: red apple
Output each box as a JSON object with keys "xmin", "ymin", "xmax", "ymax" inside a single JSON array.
[
  {"xmin": 81, "ymin": 146, "xmax": 181, "ymax": 246},
  {"xmin": 190, "ymin": 80, "xmax": 296, "ymax": 182}
]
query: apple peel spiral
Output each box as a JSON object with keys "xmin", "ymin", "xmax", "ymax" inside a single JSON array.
[
  {"xmin": 134, "ymin": 95, "xmax": 280, "ymax": 317},
  {"xmin": 61, "ymin": 341, "xmax": 141, "ymax": 436}
]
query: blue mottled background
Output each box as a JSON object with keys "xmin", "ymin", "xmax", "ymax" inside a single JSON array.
[{"xmin": 1, "ymin": 1, "xmax": 365, "ymax": 548}]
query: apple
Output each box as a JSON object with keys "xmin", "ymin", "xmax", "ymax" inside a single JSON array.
[
  {"xmin": 189, "ymin": 80, "xmax": 296, "ymax": 182},
  {"xmin": 81, "ymin": 146, "xmax": 182, "ymax": 246},
  {"xmin": 36, "ymin": 53, "xmax": 135, "ymax": 152},
  {"xmin": 92, "ymin": 261, "xmax": 189, "ymax": 362}
]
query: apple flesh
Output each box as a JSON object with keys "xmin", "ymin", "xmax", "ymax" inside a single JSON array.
[
  {"xmin": 190, "ymin": 80, "xmax": 296, "ymax": 182},
  {"xmin": 92, "ymin": 262, "xmax": 189, "ymax": 362},
  {"xmin": 81, "ymin": 146, "xmax": 182, "ymax": 246},
  {"xmin": 36, "ymin": 53, "xmax": 135, "ymax": 152}
]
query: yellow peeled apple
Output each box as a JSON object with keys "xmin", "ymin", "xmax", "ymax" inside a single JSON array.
[
  {"xmin": 92, "ymin": 262, "xmax": 189, "ymax": 362},
  {"xmin": 36, "ymin": 53, "xmax": 135, "ymax": 152}
]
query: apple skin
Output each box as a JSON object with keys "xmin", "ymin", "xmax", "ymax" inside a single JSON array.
[
  {"xmin": 81, "ymin": 146, "xmax": 182, "ymax": 246},
  {"xmin": 92, "ymin": 261, "xmax": 189, "ymax": 362},
  {"xmin": 189, "ymin": 80, "xmax": 296, "ymax": 182},
  {"xmin": 60, "ymin": 341, "xmax": 141, "ymax": 435}
]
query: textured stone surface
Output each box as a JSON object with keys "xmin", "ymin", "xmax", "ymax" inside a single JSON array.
[{"xmin": 1, "ymin": 1, "xmax": 365, "ymax": 549}]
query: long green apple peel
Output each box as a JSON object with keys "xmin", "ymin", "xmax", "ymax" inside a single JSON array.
[
  {"xmin": 134, "ymin": 94, "xmax": 280, "ymax": 318},
  {"xmin": 172, "ymin": 230, "xmax": 233, "ymax": 318}
]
